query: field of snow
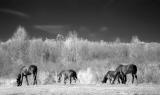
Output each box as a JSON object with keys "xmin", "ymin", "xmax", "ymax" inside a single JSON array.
[{"xmin": 0, "ymin": 84, "xmax": 159, "ymax": 95}]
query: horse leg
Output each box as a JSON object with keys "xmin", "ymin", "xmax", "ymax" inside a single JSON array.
[
  {"xmin": 33, "ymin": 74, "xmax": 35, "ymax": 85},
  {"xmin": 21, "ymin": 75, "xmax": 24, "ymax": 86},
  {"xmin": 119, "ymin": 75, "xmax": 123, "ymax": 84},
  {"xmin": 122, "ymin": 74, "xmax": 126, "ymax": 84},
  {"xmin": 58, "ymin": 75, "xmax": 61, "ymax": 83},
  {"xmin": 25, "ymin": 75, "xmax": 29, "ymax": 85},
  {"xmin": 104, "ymin": 78, "xmax": 107, "ymax": 83},
  {"xmin": 75, "ymin": 76, "xmax": 77, "ymax": 83},
  {"xmin": 34, "ymin": 75, "xmax": 37, "ymax": 85},
  {"xmin": 35, "ymin": 71, "xmax": 38, "ymax": 85},
  {"xmin": 112, "ymin": 76, "xmax": 116, "ymax": 84},
  {"xmin": 132, "ymin": 74, "xmax": 134, "ymax": 84},
  {"xmin": 112, "ymin": 78, "xmax": 115, "ymax": 84},
  {"xmin": 124, "ymin": 75, "xmax": 127, "ymax": 84},
  {"xmin": 64, "ymin": 79, "xmax": 66, "ymax": 84},
  {"xmin": 33, "ymin": 73, "xmax": 37, "ymax": 85},
  {"xmin": 74, "ymin": 77, "xmax": 76, "ymax": 83},
  {"xmin": 35, "ymin": 74, "xmax": 37, "ymax": 85},
  {"xmin": 117, "ymin": 76, "xmax": 120, "ymax": 84},
  {"xmin": 109, "ymin": 78, "xmax": 112, "ymax": 84},
  {"xmin": 70, "ymin": 76, "xmax": 72, "ymax": 84},
  {"xmin": 105, "ymin": 78, "xmax": 108, "ymax": 83},
  {"xmin": 64, "ymin": 76, "xmax": 67, "ymax": 84},
  {"xmin": 135, "ymin": 74, "xmax": 138, "ymax": 83},
  {"xmin": 112, "ymin": 73, "xmax": 118, "ymax": 84},
  {"xmin": 123, "ymin": 75, "xmax": 126, "ymax": 84}
]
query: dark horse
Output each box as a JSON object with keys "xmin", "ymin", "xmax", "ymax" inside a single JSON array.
[
  {"xmin": 17, "ymin": 65, "xmax": 38, "ymax": 86},
  {"xmin": 57, "ymin": 69, "xmax": 77, "ymax": 84},
  {"xmin": 112, "ymin": 64, "xmax": 137, "ymax": 84},
  {"xmin": 102, "ymin": 70, "xmax": 123, "ymax": 84}
]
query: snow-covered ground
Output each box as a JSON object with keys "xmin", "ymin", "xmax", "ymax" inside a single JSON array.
[{"xmin": 0, "ymin": 84, "xmax": 159, "ymax": 95}]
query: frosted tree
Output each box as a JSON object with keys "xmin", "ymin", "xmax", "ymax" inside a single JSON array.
[
  {"xmin": 131, "ymin": 36, "xmax": 140, "ymax": 43},
  {"xmin": 114, "ymin": 37, "xmax": 121, "ymax": 43},
  {"xmin": 12, "ymin": 25, "xmax": 28, "ymax": 40},
  {"xmin": 9, "ymin": 26, "xmax": 30, "ymax": 64}
]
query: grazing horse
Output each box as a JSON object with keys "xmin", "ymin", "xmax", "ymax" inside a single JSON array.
[
  {"xmin": 112, "ymin": 64, "xmax": 137, "ymax": 84},
  {"xmin": 57, "ymin": 69, "xmax": 77, "ymax": 84},
  {"xmin": 102, "ymin": 70, "xmax": 123, "ymax": 84},
  {"xmin": 17, "ymin": 65, "xmax": 38, "ymax": 86}
]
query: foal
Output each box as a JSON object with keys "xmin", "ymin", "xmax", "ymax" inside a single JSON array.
[
  {"xmin": 57, "ymin": 69, "xmax": 77, "ymax": 84},
  {"xmin": 102, "ymin": 70, "xmax": 123, "ymax": 84},
  {"xmin": 17, "ymin": 65, "xmax": 38, "ymax": 86}
]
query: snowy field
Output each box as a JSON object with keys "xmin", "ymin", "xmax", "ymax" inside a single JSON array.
[{"xmin": 0, "ymin": 84, "xmax": 159, "ymax": 95}]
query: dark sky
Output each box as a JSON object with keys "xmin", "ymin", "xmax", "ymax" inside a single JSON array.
[{"xmin": 0, "ymin": 0, "xmax": 160, "ymax": 42}]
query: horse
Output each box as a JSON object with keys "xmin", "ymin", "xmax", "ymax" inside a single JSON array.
[
  {"xmin": 57, "ymin": 69, "xmax": 77, "ymax": 84},
  {"xmin": 102, "ymin": 70, "xmax": 123, "ymax": 84},
  {"xmin": 17, "ymin": 65, "xmax": 38, "ymax": 86},
  {"xmin": 112, "ymin": 64, "xmax": 137, "ymax": 84}
]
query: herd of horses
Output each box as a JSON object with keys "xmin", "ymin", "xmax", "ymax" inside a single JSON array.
[
  {"xmin": 16, "ymin": 64, "xmax": 137, "ymax": 86},
  {"xmin": 102, "ymin": 64, "xmax": 137, "ymax": 84}
]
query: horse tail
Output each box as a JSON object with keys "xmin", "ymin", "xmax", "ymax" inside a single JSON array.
[
  {"xmin": 130, "ymin": 64, "xmax": 137, "ymax": 74},
  {"xmin": 134, "ymin": 64, "xmax": 137, "ymax": 74}
]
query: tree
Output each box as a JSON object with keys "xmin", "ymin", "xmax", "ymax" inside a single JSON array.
[
  {"xmin": 9, "ymin": 26, "xmax": 30, "ymax": 64},
  {"xmin": 114, "ymin": 37, "xmax": 121, "ymax": 43},
  {"xmin": 131, "ymin": 36, "xmax": 140, "ymax": 43},
  {"xmin": 12, "ymin": 25, "xmax": 28, "ymax": 40}
]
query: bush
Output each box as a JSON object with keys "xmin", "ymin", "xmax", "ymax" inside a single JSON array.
[{"xmin": 78, "ymin": 67, "xmax": 99, "ymax": 84}]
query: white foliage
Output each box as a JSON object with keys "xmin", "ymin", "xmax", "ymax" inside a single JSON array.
[
  {"xmin": 78, "ymin": 67, "xmax": 98, "ymax": 84},
  {"xmin": 12, "ymin": 26, "xmax": 28, "ymax": 40},
  {"xmin": 64, "ymin": 37, "xmax": 72, "ymax": 49},
  {"xmin": 38, "ymin": 71, "xmax": 49, "ymax": 85},
  {"xmin": 0, "ymin": 78, "xmax": 16, "ymax": 87}
]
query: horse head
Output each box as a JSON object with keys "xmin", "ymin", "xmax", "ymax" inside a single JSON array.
[{"xmin": 16, "ymin": 74, "xmax": 21, "ymax": 86}]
